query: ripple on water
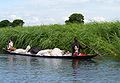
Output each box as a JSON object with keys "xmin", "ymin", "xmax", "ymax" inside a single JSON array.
[{"xmin": 0, "ymin": 54, "xmax": 120, "ymax": 83}]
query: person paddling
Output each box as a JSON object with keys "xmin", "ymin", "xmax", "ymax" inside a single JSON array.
[
  {"xmin": 71, "ymin": 37, "xmax": 86, "ymax": 56},
  {"xmin": 73, "ymin": 46, "xmax": 79, "ymax": 56}
]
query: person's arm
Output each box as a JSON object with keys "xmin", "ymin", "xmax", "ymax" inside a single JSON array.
[{"xmin": 79, "ymin": 42, "xmax": 87, "ymax": 49}]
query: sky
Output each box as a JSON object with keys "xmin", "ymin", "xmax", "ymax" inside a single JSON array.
[{"xmin": 0, "ymin": 0, "xmax": 120, "ymax": 26}]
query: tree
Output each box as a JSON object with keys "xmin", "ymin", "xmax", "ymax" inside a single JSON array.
[
  {"xmin": 0, "ymin": 20, "xmax": 11, "ymax": 27},
  {"xmin": 65, "ymin": 13, "xmax": 84, "ymax": 24},
  {"xmin": 11, "ymin": 19, "xmax": 24, "ymax": 27}
]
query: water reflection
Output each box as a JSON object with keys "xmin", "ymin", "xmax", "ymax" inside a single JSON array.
[
  {"xmin": 72, "ymin": 59, "xmax": 80, "ymax": 69},
  {"xmin": 4, "ymin": 54, "xmax": 120, "ymax": 83},
  {"xmin": 72, "ymin": 59, "xmax": 97, "ymax": 82},
  {"xmin": 8, "ymin": 55, "xmax": 14, "ymax": 63},
  {"xmin": 72, "ymin": 59, "xmax": 96, "ymax": 69},
  {"xmin": 7, "ymin": 55, "xmax": 96, "ymax": 70}
]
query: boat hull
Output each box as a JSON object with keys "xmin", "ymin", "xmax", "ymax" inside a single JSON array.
[{"xmin": 4, "ymin": 50, "xmax": 97, "ymax": 59}]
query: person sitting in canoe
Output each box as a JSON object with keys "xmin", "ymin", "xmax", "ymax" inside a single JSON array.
[
  {"xmin": 73, "ymin": 45, "xmax": 87, "ymax": 56},
  {"xmin": 7, "ymin": 39, "xmax": 16, "ymax": 51},
  {"xmin": 73, "ymin": 45, "xmax": 79, "ymax": 56},
  {"xmin": 71, "ymin": 37, "xmax": 87, "ymax": 56}
]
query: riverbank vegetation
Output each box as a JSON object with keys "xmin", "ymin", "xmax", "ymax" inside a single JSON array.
[{"xmin": 0, "ymin": 21, "xmax": 120, "ymax": 56}]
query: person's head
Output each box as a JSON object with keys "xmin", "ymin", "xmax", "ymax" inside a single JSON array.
[
  {"xmin": 8, "ymin": 39, "xmax": 12, "ymax": 43},
  {"xmin": 74, "ymin": 46, "xmax": 79, "ymax": 51}
]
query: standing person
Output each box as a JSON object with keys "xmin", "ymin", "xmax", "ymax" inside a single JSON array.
[{"xmin": 71, "ymin": 37, "xmax": 86, "ymax": 56}]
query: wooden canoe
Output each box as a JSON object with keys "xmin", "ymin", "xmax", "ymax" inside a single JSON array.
[{"xmin": 4, "ymin": 49, "xmax": 97, "ymax": 59}]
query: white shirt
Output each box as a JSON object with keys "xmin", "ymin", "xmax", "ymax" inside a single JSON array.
[{"xmin": 8, "ymin": 41, "xmax": 13, "ymax": 49}]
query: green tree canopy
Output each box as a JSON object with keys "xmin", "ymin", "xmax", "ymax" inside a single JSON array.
[
  {"xmin": 0, "ymin": 20, "xmax": 11, "ymax": 27},
  {"xmin": 65, "ymin": 13, "xmax": 84, "ymax": 24},
  {"xmin": 11, "ymin": 19, "xmax": 24, "ymax": 27}
]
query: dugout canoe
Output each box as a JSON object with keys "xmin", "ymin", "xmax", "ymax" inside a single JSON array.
[{"xmin": 4, "ymin": 49, "xmax": 97, "ymax": 59}]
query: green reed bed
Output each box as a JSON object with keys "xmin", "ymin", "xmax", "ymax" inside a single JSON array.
[{"xmin": 0, "ymin": 21, "xmax": 120, "ymax": 56}]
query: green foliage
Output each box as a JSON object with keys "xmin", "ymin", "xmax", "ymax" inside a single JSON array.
[
  {"xmin": 11, "ymin": 19, "xmax": 24, "ymax": 27},
  {"xmin": 1, "ymin": 22, "xmax": 120, "ymax": 57},
  {"xmin": 0, "ymin": 20, "xmax": 11, "ymax": 27},
  {"xmin": 65, "ymin": 13, "xmax": 84, "ymax": 24},
  {"xmin": 0, "ymin": 19, "xmax": 24, "ymax": 28}
]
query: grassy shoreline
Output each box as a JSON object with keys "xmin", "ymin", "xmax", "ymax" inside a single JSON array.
[{"xmin": 0, "ymin": 22, "xmax": 120, "ymax": 56}]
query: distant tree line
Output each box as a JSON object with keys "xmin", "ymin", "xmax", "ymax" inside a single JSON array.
[
  {"xmin": 0, "ymin": 19, "xmax": 24, "ymax": 28},
  {"xmin": 65, "ymin": 13, "xmax": 84, "ymax": 24},
  {"xmin": 0, "ymin": 13, "xmax": 84, "ymax": 27}
]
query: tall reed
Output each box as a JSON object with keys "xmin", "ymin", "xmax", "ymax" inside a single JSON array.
[{"xmin": 0, "ymin": 21, "xmax": 120, "ymax": 56}]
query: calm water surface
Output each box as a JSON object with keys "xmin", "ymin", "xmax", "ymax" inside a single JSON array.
[{"xmin": 0, "ymin": 54, "xmax": 120, "ymax": 83}]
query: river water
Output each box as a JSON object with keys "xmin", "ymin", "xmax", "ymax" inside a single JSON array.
[{"xmin": 0, "ymin": 54, "xmax": 120, "ymax": 83}]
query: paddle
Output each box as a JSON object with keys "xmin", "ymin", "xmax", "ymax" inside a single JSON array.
[{"xmin": 79, "ymin": 41, "xmax": 102, "ymax": 56}]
